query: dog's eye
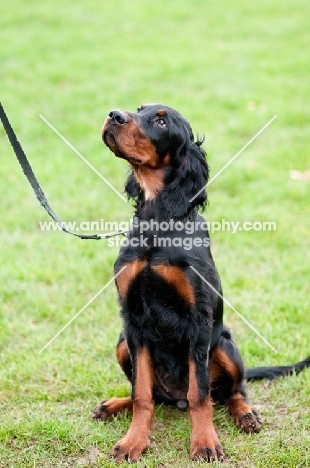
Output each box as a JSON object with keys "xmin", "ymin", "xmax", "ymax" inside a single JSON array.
[{"xmin": 156, "ymin": 117, "xmax": 167, "ymax": 128}]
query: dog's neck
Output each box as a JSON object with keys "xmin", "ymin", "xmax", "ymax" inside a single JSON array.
[
  {"xmin": 132, "ymin": 166, "xmax": 165, "ymax": 202},
  {"xmin": 133, "ymin": 193, "xmax": 199, "ymax": 223},
  {"xmin": 127, "ymin": 162, "xmax": 207, "ymax": 222}
]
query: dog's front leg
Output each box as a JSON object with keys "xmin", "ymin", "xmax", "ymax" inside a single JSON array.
[
  {"xmin": 110, "ymin": 346, "xmax": 154, "ymax": 462},
  {"xmin": 188, "ymin": 355, "xmax": 225, "ymax": 461}
]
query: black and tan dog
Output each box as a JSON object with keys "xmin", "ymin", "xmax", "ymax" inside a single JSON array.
[{"xmin": 92, "ymin": 104, "xmax": 310, "ymax": 462}]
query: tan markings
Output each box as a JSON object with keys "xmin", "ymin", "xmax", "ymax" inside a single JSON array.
[
  {"xmin": 111, "ymin": 347, "xmax": 154, "ymax": 462},
  {"xmin": 93, "ymin": 396, "xmax": 133, "ymax": 419},
  {"xmin": 187, "ymin": 357, "xmax": 212, "ymax": 412},
  {"xmin": 134, "ymin": 347, "xmax": 154, "ymax": 403},
  {"xmin": 102, "ymin": 117, "xmax": 109, "ymax": 133},
  {"xmin": 209, "ymin": 347, "xmax": 239, "ymax": 383},
  {"xmin": 105, "ymin": 396, "xmax": 133, "ymax": 415},
  {"xmin": 162, "ymin": 152, "xmax": 170, "ymax": 165},
  {"xmin": 226, "ymin": 392, "xmax": 253, "ymax": 421},
  {"xmin": 133, "ymin": 165, "xmax": 164, "ymax": 200},
  {"xmin": 132, "ymin": 151, "xmax": 170, "ymax": 200},
  {"xmin": 157, "ymin": 109, "xmax": 167, "ymax": 116},
  {"xmin": 119, "ymin": 120, "xmax": 159, "ymax": 166},
  {"xmin": 116, "ymin": 261, "xmax": 146, "ymax": 299},
  {"xmin": 151, "ymin": 263, "xmax": 195, "ymax": 305},
  {"xmin": 187, "ymin": 357, "xmax": 223, "ymax": 460},
  {"xmin": 103, "ymin": 118, "xmax": 159, "ymax": 166},
  {"xmin": 209, "ymin": 354, "xmax": 222, "ymax": 384},
  {"xmin": 116, "ymin": 339, "xmax": 130, "ymax": 368}
]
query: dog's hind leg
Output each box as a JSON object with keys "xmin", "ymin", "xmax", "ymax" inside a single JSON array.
[
  {"xmin": 209, "ymin": 327, "xmax": 262, "ymax": 433},
  {"xmin": 92, "ymin": 396, "xmax": 133, "ymax": 420}
]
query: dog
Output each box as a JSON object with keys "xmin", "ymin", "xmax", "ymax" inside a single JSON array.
[{"xmin": 92, "ymin": 104, "xmax": 310, "ymax": 462}]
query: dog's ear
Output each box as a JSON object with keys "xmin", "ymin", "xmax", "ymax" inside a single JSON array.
[
  {"xmin": 164, "ymin": 137, "xmax": 209, "ymax": 217},
  {"xmin": 125, "ymin": 169, "xmax": 140, "ymax": 200},
  {"xmin": 181, "ymin": 138, "xmax": 209, "ymax": 210}
]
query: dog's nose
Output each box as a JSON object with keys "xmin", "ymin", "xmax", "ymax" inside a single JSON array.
[{"xmin": 108, "ymin": 110, "xmax": 128, "ymax": 125}]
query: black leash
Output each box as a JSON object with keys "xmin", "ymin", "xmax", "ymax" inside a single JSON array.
[{"xmin": 0, "ymin": 102, "xmax": 127, "ymax": 240}]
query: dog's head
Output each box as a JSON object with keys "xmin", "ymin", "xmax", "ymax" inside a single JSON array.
[{"xmin": 103, "ymin": 104, "xmax": 209, "ymax": 218}]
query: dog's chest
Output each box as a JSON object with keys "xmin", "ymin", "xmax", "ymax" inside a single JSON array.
[
  {"xmin": 115, "ymin": 258, "xmax": 194, "ymax": 342},
  {"xmin": 116, "ymin": 258, "xmax": 195, "ymax": 313}
]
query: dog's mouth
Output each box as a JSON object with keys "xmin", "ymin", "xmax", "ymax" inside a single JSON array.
[
  {"xmin": 102, "ymin": 129, "xmax": 116, "ymax": 150},
  {"xmin": 103, "ymin": 128, "xmax": 143, "ymax": 165},
  {"xmin": 103, "ymin": 129, "xmax": 125, "ymax": 159}
]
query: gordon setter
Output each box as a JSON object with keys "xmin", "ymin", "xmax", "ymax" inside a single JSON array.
[{"xmin": 92, "ymin": 104, "xmax": 310, "ymax": 462}]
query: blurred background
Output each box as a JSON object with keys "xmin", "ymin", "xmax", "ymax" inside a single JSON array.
[{"xmin": 1, "ymin": 1, "xmax": 309, "ymax": 466}]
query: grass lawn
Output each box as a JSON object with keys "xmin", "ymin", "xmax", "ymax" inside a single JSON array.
[{"xmin": 1, "ymin": 0, "xmax": 310, "ymax": 466}]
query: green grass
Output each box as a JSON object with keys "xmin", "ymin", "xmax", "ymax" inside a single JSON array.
[{"xmin": 1, "ymin": 0, "xmax": 310, "ymax": 466}]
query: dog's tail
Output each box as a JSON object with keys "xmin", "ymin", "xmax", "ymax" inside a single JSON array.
[{"xmin": 245, "ymin": 357, "xmax": 310, "ymax": 380}]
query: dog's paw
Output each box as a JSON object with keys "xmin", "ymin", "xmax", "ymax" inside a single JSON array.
[
  {"xmin": 236, "ymin": 409, "xmax": 263, "ymax": 433},
  {"xmin": 190, "ymin": 444, "xmax": 225, "ymax": 462},
  {"xmin": 92, "ymin": 396, "xmax": 133, "ymax": 420},
  {"xmin": 190, "ymin": 429, "xmax": 225, "ymax": 462},
  {"xmin": 92, "ymin": 400, "xmax": 112, "ymax": 420},
  {"xmin": 110, "ymin": 434, "xmax": 150, "ymax": 462}
]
